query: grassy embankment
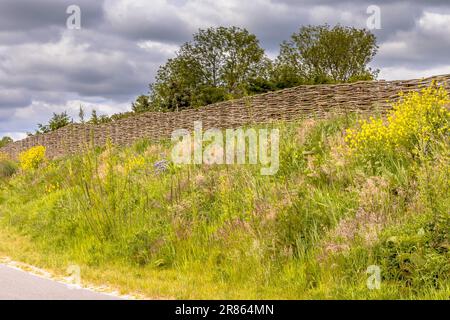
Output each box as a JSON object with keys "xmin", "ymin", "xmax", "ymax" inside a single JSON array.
[{"xmin": 0, "ymin": 85, "xmax": 449, "ymax": 299}]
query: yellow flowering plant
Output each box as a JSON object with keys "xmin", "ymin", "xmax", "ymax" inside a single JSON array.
[
  {"xmin": 19, "ymin": 146, "xmax": 47, "ymax": 171},
  {"xmin": 387, "ymin": 85, "xmax": 449, "ymax": 149},
  {"xmin": 124, "ymin": 154, "xmax": 146, "ymax": 174},
  {"xmin": 345, "ymin": 84, "xmax": 450, "ymax": 164}
]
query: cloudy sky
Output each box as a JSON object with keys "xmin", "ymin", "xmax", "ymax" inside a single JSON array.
[{"xmin": 1, "ymin": 0, "xmax": 450, "ymax": 140}]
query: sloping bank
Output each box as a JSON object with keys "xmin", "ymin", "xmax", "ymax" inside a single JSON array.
[{"xmin": 0, "ymin": 86, "xmax": 449, "ymax": 299}]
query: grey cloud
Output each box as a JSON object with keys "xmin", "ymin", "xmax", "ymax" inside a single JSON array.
[
  {"xmin": 101, "ymin": 13, "xmax": 192, "ymax": 43},
  {"xmin": 100, "ymin": 1, "xmax": 193, "ymax": 43},
  {"xmin": 0, "ymin": 26, "xmax": 63, "ymax": 45},
  {"xmin": 0, "ymin": 89, "xmax": 32, "ymax": 109},
  {"xmin": 0, "ymin": 0, "xmax": 104, "ymax": 31},
  {"xmin": 0, "ymin": 32, "xmax": 160, "ymax": 101},
  {"xmin": 272, "ymin": 0, "xmax": 450, "ymax": 6}
]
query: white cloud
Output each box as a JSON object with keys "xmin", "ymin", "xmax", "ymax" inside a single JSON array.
[
  {"xmin": 0, "ymin": 132, "xmax": 27, "ymax": 141},
  {"xmin": 378, "ymin": 40, "xmax": 411, "ymax": 59},
  {"xmin": 1, "ymin": 98, "xmax": 130, "ymax": 138},
  {"xmin": 372, "ymin": 10, "xmax": 450, "ymax": 68},
  {"xmin": 418, "ymin": 11, "xmax": 450, "ymax": 37},
  {"xmin": 137, "ymin": 40, "xmax": 179, "ymax": 57},
  {"xmin": 379, "ymin": 65, "xmax": 450, "ymax": 80}
]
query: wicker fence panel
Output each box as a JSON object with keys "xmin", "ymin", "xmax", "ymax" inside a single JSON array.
[{"xmin": 2, "ymin": 74, "xmax": 449, "ymax": 159}]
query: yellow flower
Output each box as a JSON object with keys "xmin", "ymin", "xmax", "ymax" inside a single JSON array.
[
  {"xmin": 19, "ymin": 146, "xmax": 46, "ymax": 171},
  {"xmin": 345, "ymin": 84, "xmax": 450, "ymax": 160}
]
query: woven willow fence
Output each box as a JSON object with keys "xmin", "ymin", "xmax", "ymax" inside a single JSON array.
[{"xmin": 2, "ymin": 74, "xmax": 450, "ymax": 159}]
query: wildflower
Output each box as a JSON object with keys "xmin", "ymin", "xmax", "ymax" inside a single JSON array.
[
  {"xmin": 19, "ymin": 146, "xmax": 46, "ymax": 171},
  {"xmin": 124, "ymin": 155, "xmax": 146, "ymax": 173},
  {"xmin": 154, "ymin": 159, "xmax": 169, "ymax": 174},
  {"xmin": 345, "ymin": 84, "xmax": 450, "ymax": 163}
]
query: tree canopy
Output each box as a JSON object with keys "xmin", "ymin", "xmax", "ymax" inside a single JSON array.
[
  {"xmin": 131, "ymin": 95, "xmax": 152, "ymax": 113},
  {"xmin": 149, "ymin": 26, "xmax": 269, "ymax": 111},
  {"xmin": 0, "ymin": 136, "xmax": 13, "ymax": 148},
  {"xmin": 273, "ymin": 25, "xmax": 379, "ymax": 85},
  {"xmin": 136, "ymin": 24, "xmax": 379, "ymax": 112},
  {"xmin": 37, "ymin": 112, "xmax": 72, "ymax": 134},
  {"xmin": 29, "ymin": 24, "xmax": 380, "ymax": 134}
]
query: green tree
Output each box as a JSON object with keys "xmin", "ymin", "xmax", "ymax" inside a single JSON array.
[
  {"xmin": 0, "ymin": 136, "xmax": 13, "ymax": 148},
  {"xmin": 150, "ymin": 55, "xmax": 205, "ymax": 111},
  {"xmin": 150, "ymin": 26, "xmax": 269, "ymax": 111},
  {"xmin": 37, "ymin": 112, "xmax": 71, "ymax": 134},
  {"xmin": 273, "ymin": 24, "xmax": 379, "ymax": 86},
  {"xmin": 89, "ymin": 109, "xmax": 100, "ymax": 125},
  {"xmin": 132, "ymin": 95, "xmax": 151, "ymax": 113},
  {"xmin": 88, "ymin": 109, "xmax": 111, "ymax": 125},
  {"xmin": 78, "ymin": 105, "xmax": 86, "ymax": 123},
  {"xmin": 98, "ymin": 115, "xmax": 111, "ymax": 124}
]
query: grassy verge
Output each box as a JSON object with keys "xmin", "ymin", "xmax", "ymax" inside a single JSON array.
[{"xmin": 0, "ymin": 89, "xmax": 449, "ymax": 299}]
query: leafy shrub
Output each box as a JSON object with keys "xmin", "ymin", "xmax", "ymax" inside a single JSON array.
[
  {"xmin": 345, "ymin": 84, "xmax": 450, "ymax": 164},
  {"xmin": 19, "ymin": 146, "xmax": 46, "ymax": 171},
  {"xmin": 374, "ymin": 211, "xmax": 450, "ymax": 289},
  {"xmin": 0, "ymin": 136, "xmax": 13, "ymax": 148},
  {"xmin": 127, "ymin": 229, "xmax": 174, "ymax": 267}
]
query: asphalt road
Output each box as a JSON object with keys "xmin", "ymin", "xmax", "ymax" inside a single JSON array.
[{"xmin": 0, "ymin": 264, "xmax": 121, "ymax": 300}]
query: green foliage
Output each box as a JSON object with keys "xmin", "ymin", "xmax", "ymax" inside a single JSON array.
[
  {"xmin": 375, "ymin": 213, "xmax": 450, "ymax": 289},
  {"xmin": 87, "ymin": 109, "xmax": 136, "ymax": 124},
  {"xmin": 150, "ymin": 26, "xmax": 269, "ymax": 111},
  {"xmin": 0, "ymin": 136, "xmax": 13, "ymax": 148},
  {"xmin": 1, "ymin": 98, "xmax": 449, "ymax": 298},
  {"xmin": 0, "ymin": 157, "xmax": 17, "ymax": 179},
  {"xmin": 345, "ymin": 85, "xmax": 450, "ymax": 167},
  {"xmin": 132, "ymin": 95, "xmax": 152, "ymax": 113},
  {"xmin": 87, "ymin": 109, "xmax": 113, "ymax": 125},
  {"xmin": 142, "ymin": 24, "xmax": 379, "ymax": 112},
  {"xmin": 78, "ymin": 105, "xmax": 86, "ymax": 123},
  {"xmin": 89, "ymin": 109, "xmax": 99, "ymax": 124},
  {"xmin": 374, "ymin": 157, "xmax": 449, "ymax": 290},
  {"xmin": 273, "ymin": 24, "xmax": 378, "ymax": 85},
  {"xmin": 37, "ymin": 112, "xmax": 71, "ymax": 134}
]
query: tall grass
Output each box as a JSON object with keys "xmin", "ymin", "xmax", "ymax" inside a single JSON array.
[
  {"xmin": 0, "ymin": 99, "xmax": 448, "ymax": 299},
  {"xmin": 0, "ymin": 159, "xmax": 17, "ymax": 180}
]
